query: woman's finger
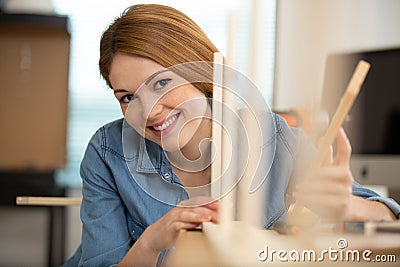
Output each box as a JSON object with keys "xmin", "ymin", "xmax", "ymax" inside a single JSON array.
[
  {"xmin": 303, "ymin": 165, "xmax": 353, "ymax": 184},
  {"xmin": 177, "ymin": 210, "xmax": 208, "ymax": 223},
  {"xmin": 170, "ymin": 221, "xmax": 202, "ymax": 231}
]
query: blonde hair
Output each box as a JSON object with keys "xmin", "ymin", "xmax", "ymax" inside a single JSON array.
[{"xmin": 99, "ymin": 4, "xmax": 218, "ymax": 97}]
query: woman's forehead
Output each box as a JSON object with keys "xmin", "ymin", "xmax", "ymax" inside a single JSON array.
[{"xmin": 109, "ymin": 53, "xmax": 167, "ymax": 90}]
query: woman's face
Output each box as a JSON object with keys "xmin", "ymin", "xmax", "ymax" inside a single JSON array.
[{"xmin": 109, "ymin": 52, "xmax": 211, "ymax": 152}]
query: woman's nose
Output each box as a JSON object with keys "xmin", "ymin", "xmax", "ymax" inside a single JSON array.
[{"xmin": 141, "ymin": 98, "xmax": 163, "ymax": 122}]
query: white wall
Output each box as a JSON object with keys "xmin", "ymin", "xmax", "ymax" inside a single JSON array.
[{"xmin": 274, "ymin": 0, "xmax": 400, "ymax": 110}]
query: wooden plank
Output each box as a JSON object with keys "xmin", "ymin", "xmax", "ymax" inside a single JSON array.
[
  {"xmin": 219, "ymin": 12, "xmax": 238, "ymax": 230},
  {"xmin": 309, "ymin": 60, "xmax": 370, "ymax": 171},
  {"xmin": 168, "ymin": 227, "xmax": 400, "ymax": 266},
  {"xmin": 16, "ymin": 196, "xmax": 82, "ymax": 206},
  {"xmin": 165, "ymin": 229, "xmax": 223, "ymax": 267}
]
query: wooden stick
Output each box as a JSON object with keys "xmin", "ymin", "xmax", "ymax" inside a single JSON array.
[
  {"xmin": 16, "ymin": 196, "xmax": 82, "ymax": 206},
  {"xmin": 310, "ymin": 60, "xmax": 370, "ymax": 171},
  {"xmin": 220, "ymin": 93, "xmax": 237, "ymax": 229},
  {"xmin": 292, "ymin": 60, "xmax": 370, "ymax": 215},
  {"xmin": 219, "ymin": 12, "xmax": 238, "ymax": 230},
  {"xmin": 249, "ymin": 0, "xmax": 260, "ymax": 81},
  {"xmin": 211, "ymin": 52, "xmax": 224, "ymax": 200},
  {"xmin": 226, "ymin": 11, "xmax": 237, "ymax": 67}
]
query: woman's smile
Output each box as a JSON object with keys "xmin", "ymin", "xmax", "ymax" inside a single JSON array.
[{"xmin": 148, "ymin": 112, "xmax": 181, "ymax": 137}]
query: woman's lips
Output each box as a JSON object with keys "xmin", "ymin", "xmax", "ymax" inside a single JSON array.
[{"xmin": 148, "ymin": 113, "xmax": 180, "ymax": 137}]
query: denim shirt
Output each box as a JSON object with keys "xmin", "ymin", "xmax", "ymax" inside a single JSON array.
[{"xmin": 64, "ymin": 114, "xmax": 400, "ymax": 267}]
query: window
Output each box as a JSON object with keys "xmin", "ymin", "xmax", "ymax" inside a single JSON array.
[{"xmin": 53, "ymin": 0, "xmax": 276, "ymax": 187}]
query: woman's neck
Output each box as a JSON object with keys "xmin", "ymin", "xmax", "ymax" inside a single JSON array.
[
  {"xmin": 165, "ymin": 117, "xmax": 212, "ymax": 188},
  {"xmin": 171, "ymin": 164, "xmax": 211, "ymax": 188}
]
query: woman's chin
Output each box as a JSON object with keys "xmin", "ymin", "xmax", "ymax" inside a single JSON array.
[{"xmin": 162, "ymin": 138, "xmax": 191, "ymax": 153}]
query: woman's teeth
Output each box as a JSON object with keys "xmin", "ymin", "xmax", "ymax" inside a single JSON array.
[{"xmin": 153, "ymin": 114, "xmax": 178, "ymax": 131}]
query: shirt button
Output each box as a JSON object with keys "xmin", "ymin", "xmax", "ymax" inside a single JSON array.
[{"xmin": 164, "ymin": 173, "xmax": 171, "ymax": 179}]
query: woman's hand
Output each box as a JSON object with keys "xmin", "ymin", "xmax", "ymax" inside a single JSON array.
[
  {"xmin": 294, "ymin": 128, "xmax": 396, "ymax": 222},
  {"xmin": 143, "ymin": 196, "xmax": 219, "ymax": 252},
  {"xmin": 294, "ymin": 128, "xmax": 354, "ymax": 220},
  {"xmin": 118, "ymin": 196, "xmax": 219, "ymax": 267}
]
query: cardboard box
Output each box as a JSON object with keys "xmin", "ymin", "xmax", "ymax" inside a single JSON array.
[{"xmin": 0, "ymin": 14, "xmax": 70, "ymax": 171}]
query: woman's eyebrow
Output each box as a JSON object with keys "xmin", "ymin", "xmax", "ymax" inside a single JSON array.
[
  {"xmin": 144, "ymin": 69, "xmax": 170, "ymax": 85},
  {"xmin": 113, "ymin": 89, "xmax": 129, "ymax": 94}
]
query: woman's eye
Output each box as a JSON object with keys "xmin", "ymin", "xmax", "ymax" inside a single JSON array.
[
  {"xmin": 120, "ymin": 94, "xmax": 136, "ymax": 103},
  {"xmin": 154, "ymin": 79, "xmax": 171, "ymax": 90}
]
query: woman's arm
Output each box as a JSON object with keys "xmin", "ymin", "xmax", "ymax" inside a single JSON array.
[
  {"xmin": 347, "ymin": 195, "xmax": 396, "ymax": 221},
  {"xmin": 79, "ymin": 130, "xmax": 134, "ymax": 266}
]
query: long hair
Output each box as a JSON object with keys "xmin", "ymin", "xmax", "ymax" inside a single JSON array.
[{"xmin": 99, "ymin": 4, "xmax": 218, "ymax": 97}]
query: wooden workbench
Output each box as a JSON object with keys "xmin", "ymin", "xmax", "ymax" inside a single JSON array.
[{"xmin": 166, "ymin": 223, "xmax": 400, "ymax": 266}]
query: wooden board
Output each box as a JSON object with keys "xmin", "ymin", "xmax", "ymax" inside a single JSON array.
[{"xmin": 166, "ymin": 224, "xmax": 400, "ymax": 266}]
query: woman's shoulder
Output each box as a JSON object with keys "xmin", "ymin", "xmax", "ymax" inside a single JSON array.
[
  {"xmin": 89, "ymin": 118, "xmax": 123, "ymax": 145},
  {"xmin": 273, "ymin": 113, "xmax": 315, "ymax": 156},
  {"xmin": 86, "ymin": 118, "xmax": 142, "ymax": 160}
]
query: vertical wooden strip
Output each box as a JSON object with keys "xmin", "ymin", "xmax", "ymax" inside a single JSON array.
[
  {"xmin": 249, "ymin": 0, "xmax": 260, "ymax": 81},
  {"xmin": 211, "ymin": 52, "xmax": 224, "ymax": 199},
  {"xmin": 226, "ymin": 11, "xmax": 237, "ymax": 67},
  {"xmin": 220, "ymin": 12, "xmax": 238, "ymax": 231}
]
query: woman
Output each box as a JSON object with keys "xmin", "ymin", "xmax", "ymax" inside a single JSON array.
[{"xmin": 64, "ymin": 4, "xmax": 399, "ymax": 267}]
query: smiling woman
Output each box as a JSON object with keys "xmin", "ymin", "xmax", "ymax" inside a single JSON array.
[{"xmin": 62, "ymin": 3, "xmax": 400, "ymax": 267}]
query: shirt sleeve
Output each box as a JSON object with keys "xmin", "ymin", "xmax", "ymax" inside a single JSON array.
[
  {"xmin": 352, "ymin": 181, "xmax": 400, "ymax": 219},
  {"xmin": 78, "ymin": 128, "xmax": 132, "ymax": 266}
]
